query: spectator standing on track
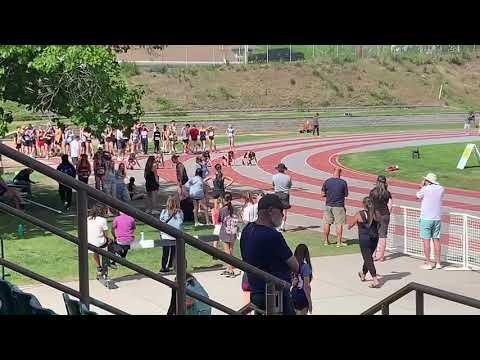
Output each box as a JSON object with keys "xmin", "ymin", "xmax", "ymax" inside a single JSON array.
[
  {"xmin": 204, "ymin": 163, "xmax": 234, "ymax": 200},
  {"xmin": 321, "ymin": 168, "xmax": 349, "ymax": 247},
  {"xmin": 93, "ymin": 148, "xmax": 106, "ymax": 190},
  {"xmin": 76, "ymin": 153, "xmax": 91, "ymax": 185},
  {"xmin": 56, "ymin": 155, "xmax": 76, "ymax": 210},
  {"xmin": 144, "ymin": 155, "xmax": 159, "ymax": 214},
  {"xmin": 240, "ymin": 194, "xmax": 299, "ymax": 315},
  {"xmin": 369, "ymin": 175, "xmax": 392, "ymax": 262},
  {"xmin": 272, "ymin": 163, "xmax": 292, "ymax": 232},
  {"xmin": 69, "ymin": 135, "xmax": 81, "ymax": 167},
  {"xmin": 171, "ymin": 154, "xmax": 189, "ymax": 200},
  {"xmin": 312, "ymin": 113, "xmax": 320, "ymax": 136},
  {"xmin": 348, "ymin": 197, "xmax": 380, "ymax": 288},
  {"xmin": 169, "ymin": 121, "xmax": 178, "ymax": 154},
  {"xmin": 159, "ymin": 195, "xmax": 184, "ymax": 273},
  {"xmin": 417, "ymin": 173, "xmax": 445, "ymax": 270}
]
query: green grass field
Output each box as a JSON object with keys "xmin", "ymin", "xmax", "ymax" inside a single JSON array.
[{"xmin": 339, "ymin": 141, "xmax": 480, "ymax": 191}]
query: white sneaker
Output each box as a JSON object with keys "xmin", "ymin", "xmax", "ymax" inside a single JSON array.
[
  {"xmin": 435, "ymin": 263, "xmax": 442, "ymax": 269},
  {"xmin": 421, "ymin": 263, "xmax": 433, "ymax": 270}
]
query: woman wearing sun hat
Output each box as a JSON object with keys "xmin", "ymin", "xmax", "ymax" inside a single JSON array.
[{"xmin": 416, "ymin": 173, "xmax": 444, "ymax": 270}]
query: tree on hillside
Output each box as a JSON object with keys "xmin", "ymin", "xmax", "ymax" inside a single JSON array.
[{"xmin": 0, "ymin": 45, "xmax": 146, "ymax": 137}]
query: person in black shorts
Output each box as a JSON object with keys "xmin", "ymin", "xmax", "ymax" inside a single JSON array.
[
  {"xmin": 369, "ymin": 175, "xmax": 392, "ymax": 262},
  {"xmin": 204, "ymin": 163, "xmax": 233, "ymax": 199},
  {"xmin": 349, "ymin": 197, "xmax": 380, "ymax": 288},
  {"xmin": 153, "ymin": 125, "xmax": 161, "ymax": 154}
]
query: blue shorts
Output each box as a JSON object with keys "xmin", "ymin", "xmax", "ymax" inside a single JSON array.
[{"xmin": 419, "ymin": 219, "xmax": 441, "ymax": 240}]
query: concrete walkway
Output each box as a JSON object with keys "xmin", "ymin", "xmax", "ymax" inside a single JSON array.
[{"xmin": 20, "ymin": 252, "xmax": 480, "ymax": 315}]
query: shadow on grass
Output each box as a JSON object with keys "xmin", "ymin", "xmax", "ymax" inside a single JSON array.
[{"xmin": 288, "ymin": 225, "xmax": 322, "ymax": 233}]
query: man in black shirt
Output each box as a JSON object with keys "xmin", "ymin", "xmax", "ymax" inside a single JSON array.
[
  {"xmin": 13, "ymin": 168, "xmax": 36, "ymax": 195},
  {"xmin": 321, "ymin": 168, "xmax": 349, "ymax": 247},
  {"xmin": 240, "ymin": 194, "xmax": 299, "ymax": 315}
]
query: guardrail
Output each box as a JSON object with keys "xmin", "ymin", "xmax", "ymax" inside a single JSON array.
[
  {"xmin": 361, "ymin": 282, "xmax": 480, "ymax": 315},
  {"xmin": 0, "ymin": 142, "xmax": 290, "ymax": 315}
]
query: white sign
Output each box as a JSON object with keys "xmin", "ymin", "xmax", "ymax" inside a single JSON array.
[{"xmin": 457, "ymin": 143, "xmax": 480, "ymax": 170}]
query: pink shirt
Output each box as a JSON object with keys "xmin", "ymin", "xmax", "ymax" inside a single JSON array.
[{"xmin": 112, "ymin": 214, "xmax": 136, "ymax": 245}]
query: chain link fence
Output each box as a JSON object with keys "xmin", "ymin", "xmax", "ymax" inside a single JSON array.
[{"xmin": 117, "ymin": 45, "xmax": 478, "ymax": 65}]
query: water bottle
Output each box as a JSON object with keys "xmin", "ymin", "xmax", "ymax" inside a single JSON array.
[
  {"xmin": 140, "ymin": 232, "xmax": 144, "ymax": 241},
  {"xmin": 17, "ymin": 223, "xmax": 25, "ymax": 238}
]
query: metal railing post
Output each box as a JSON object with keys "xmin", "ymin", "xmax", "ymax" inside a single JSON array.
[
  {"xmin": 416, "ymin": 290, "xmax": 424, "ymax": 315},
  {"xmin": 266, "ymin": 282, "xmax": 282, "ymax": 315},
  {"xmin": 1, "ymin": 235, "xmax": 5, "ymax": 280},
  {"xmin": 175, "ymin": 236, "xmax": 186, "ymax": 315},
  {"xmin": 77, "ymin": 189, "xmax": 90, "ymax": 308},
  {"xmin": 381, "ymin": 304, "xmax": 389, "ymax": 315}
]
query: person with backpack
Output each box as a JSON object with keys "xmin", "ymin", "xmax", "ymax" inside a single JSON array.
[
  {"xmin": 57, "ymin": 154, "xmax": 76, "ymax": 210},
  {"xmin": 186, "ymin": 168, "xmax": 211, "ymax": 227},
  {"xmin": 204, "ymin": 163, "xmax": 233, "ymax": 200},
  {"xmin": 159, "ymin": 196, "xmax": 184, "ymax": 273},
  {"xmin": 348, "ymin": 197, "xmax": 380, "ymax": 288},
  {"xmin": 219, "ymin": 192, "xmax": 240, "ymax": 278},
  {"xmin": 76, "ymin": 154, "xmax": 92, "ymax": 185},
  {"xmin": 290, "ymin": 244, "xmax": 313, "ymax": 315}
]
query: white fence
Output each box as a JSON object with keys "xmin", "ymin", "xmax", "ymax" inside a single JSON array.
[{"xmin": 385, "ymin": 206, "xmax": 480, "ymax": 270}]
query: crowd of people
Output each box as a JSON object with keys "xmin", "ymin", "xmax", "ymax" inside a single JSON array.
[
  {"xmin": 13, "ymin": 121, "xmax": 236, "ymax": 161},
  {"xmin": 3, "ymin": 114, "xmax": 451, "ymax": 316}
]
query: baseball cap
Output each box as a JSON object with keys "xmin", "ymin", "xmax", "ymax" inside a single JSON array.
[
  {"xmin": 275, "ymin": 163, "xmax": 288, "ymax": 171},
  {"xmin": 258, "ymin": 194, "xmax": 285, "ymax": 210}
]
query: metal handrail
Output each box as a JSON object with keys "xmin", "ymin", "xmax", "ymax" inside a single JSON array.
[
  {"xmin": 361, "ymin": 282, "xmax": 480, "ymax": 315},
  {"xmin": 0, "ymin": 201, "xmax": 239, "ymax": 315},
  {"xmin": 0, "ymin": 143, "xmax": 289, "ymax": 289},
  {"xmin": 0, "ymin": 142, "xmax": 289, "ymax": 315}
]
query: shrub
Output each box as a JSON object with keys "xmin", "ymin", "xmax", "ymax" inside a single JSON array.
[
  {"xmin": 320, "ymin": 100, "xmax": 330, "ymax": 107},
  {"xmin": 290, "ymin": 78, "xmax": 296, "ymax": 86},
  {"xmin": 219, "ymin": 87, "xmax": 235, "ymax": 100},
  {"xmin": 312, "ymin": 69, "xmax": 321, "ymax": 77},
  {"xmin": 120, "ymin": 62, "xmax": 141, "ymax": 77},
  {"xmin": 156, "ymin": 97, "xmax": 177, "ymax": 111},
  {"xmin": 347, "ymin": 85, "xmax": 354, "ymax": 92}
]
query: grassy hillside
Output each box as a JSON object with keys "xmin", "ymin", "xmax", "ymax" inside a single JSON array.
[{"xmin": 127, "ymin": 55, "xmax": 480, "ymax": 111}]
